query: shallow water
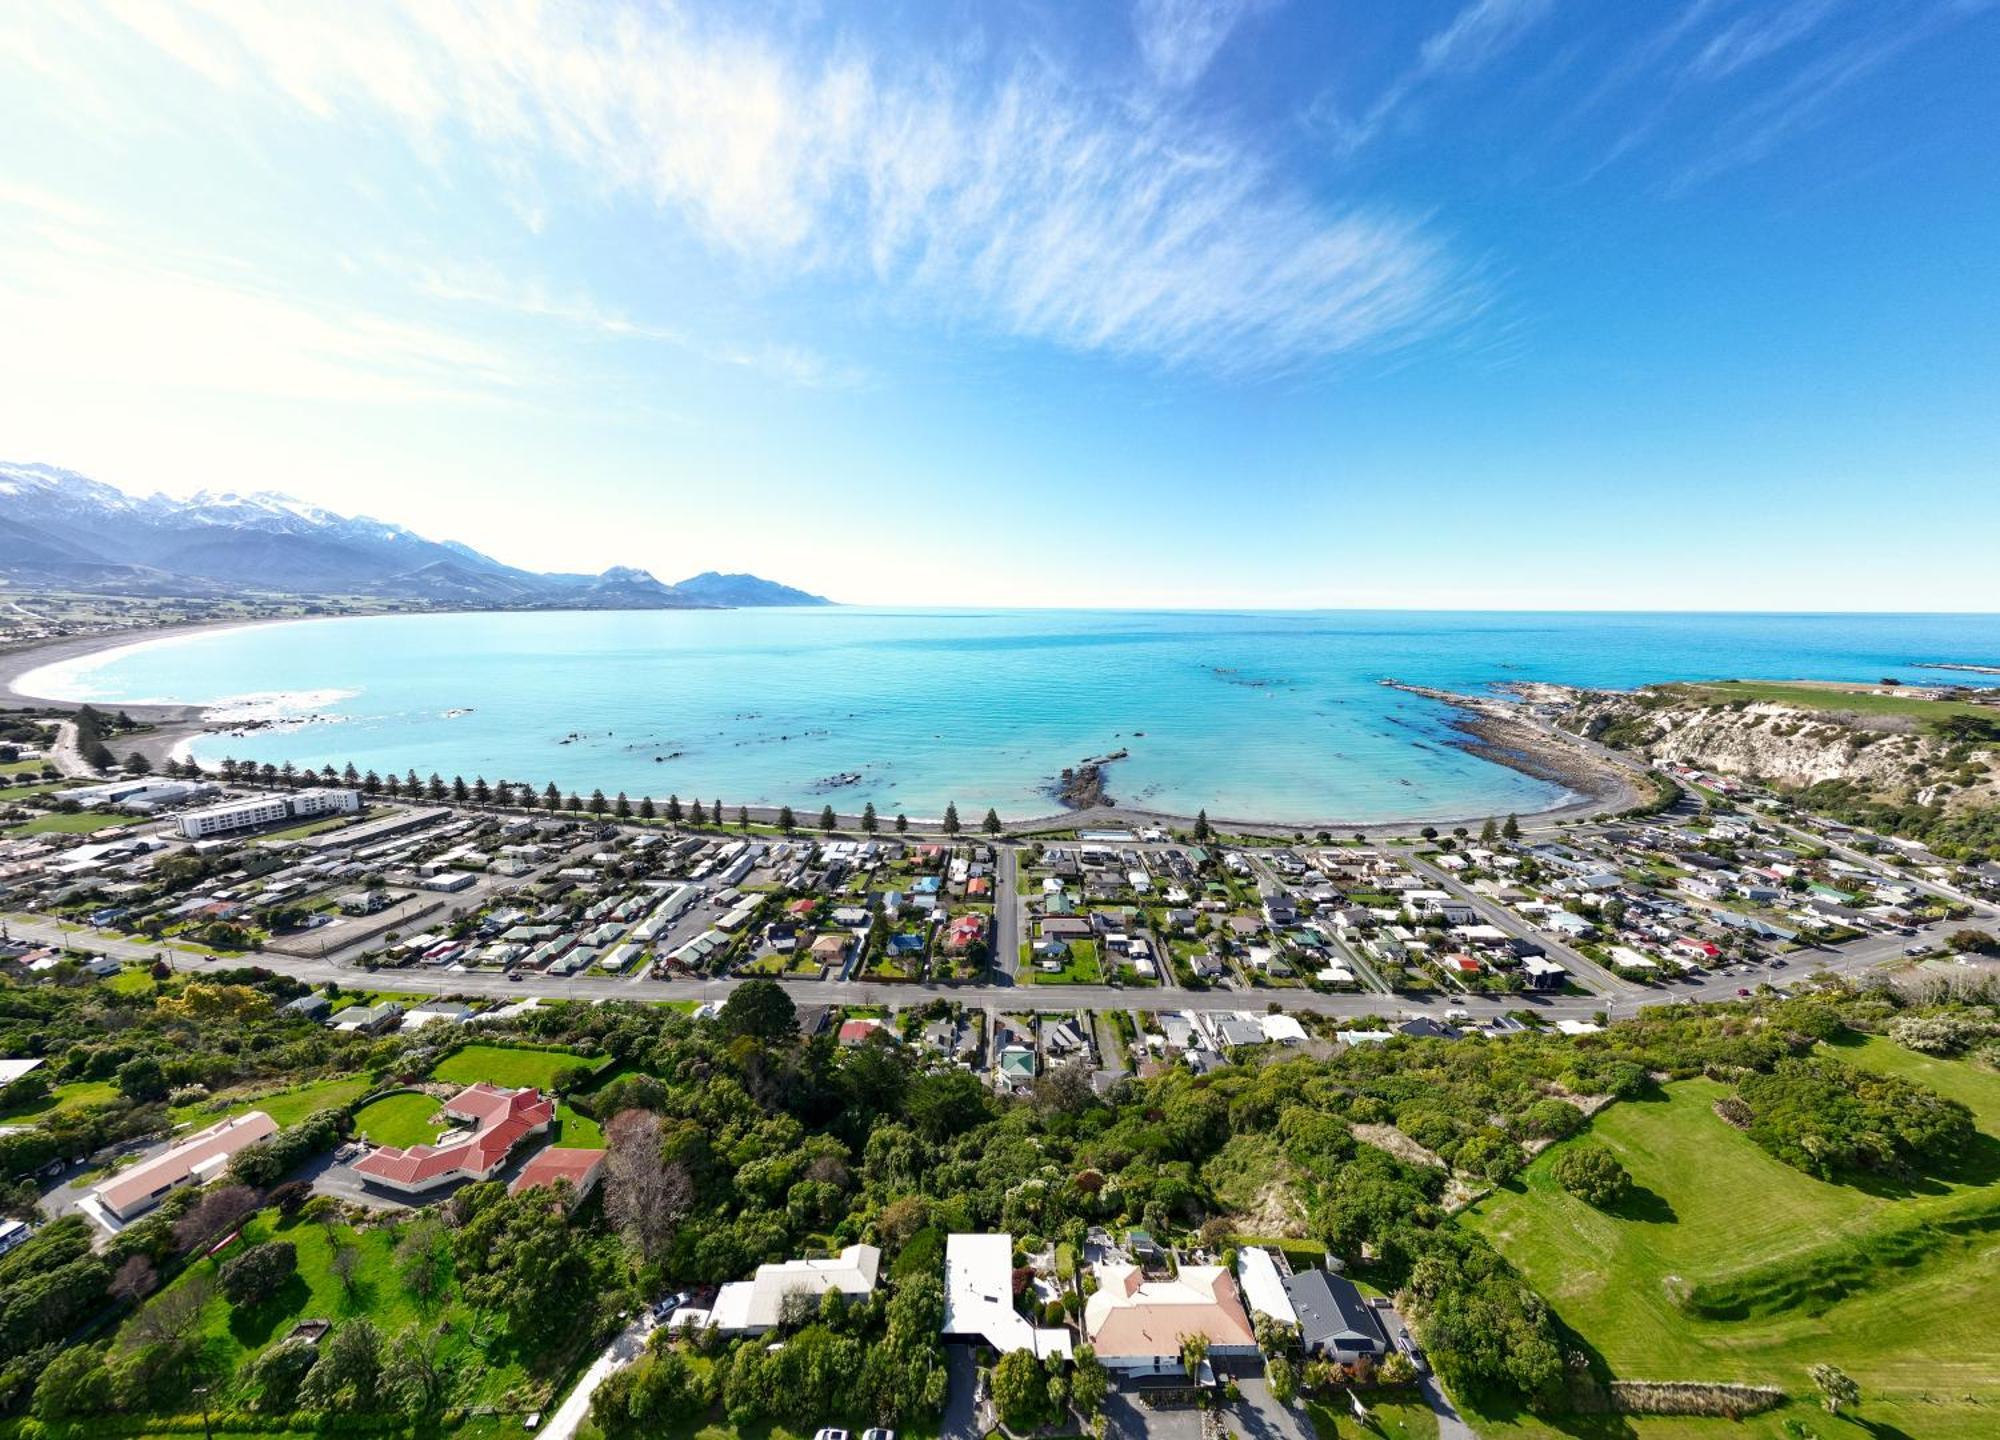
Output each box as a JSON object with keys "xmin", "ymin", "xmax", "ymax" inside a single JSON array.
[{"xmin": 24, "ymin": 608, "xmax": 2000, "ymax": 822}]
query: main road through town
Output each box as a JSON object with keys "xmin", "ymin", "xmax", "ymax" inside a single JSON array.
[{"xmin": 0, "ymin": 912, "xmax": 1918, "ymax": 1026}]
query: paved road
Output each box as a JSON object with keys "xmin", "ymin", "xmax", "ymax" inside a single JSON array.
[
  {"xmin": 3, "ymin": 912, "xmax": 1912, "ymax": 1024},
  {"xmin": 540, "ymin": 1312, "xmax": 653, "ymax": 1440},
  {"xmin": 1403, "ymin": 854, "xmax": 1637, "ymax": 999}
]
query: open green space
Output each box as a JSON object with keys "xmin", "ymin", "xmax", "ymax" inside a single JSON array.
[
  {"xmin": 102, "ymin": 965, "xmax": 157, "ymax": 996},
  {"xmin": 430, "ymin": 1042, "xmax": 609, "ymax": 1091},
  {"xmin": 253, "ymin": 811, "xmax": 358, "ymax": 841},
  {"xmin": 5, "ymin": 808, "xmax": 144, "ymax": 835},
  {"xmin": 1022, "ymin": 939, "xmax": 1102, "ymax": 984},
  {"xmin": 0, "ymin": 780, "xmax": 65, "ymax": 802},
  {"xmin": 1675, "ymin": 679, "xmax": 1996, "ymax": 721},
  {"xmin": 0, "ymin": 1077, "xmax": 118, "ymax": 1124},
  {"xmin": 1467, "ymin": 1057, "xmax": 2000, "ymax": 1434},
  {"xmin": 115, "ymin": 1208, "xmax": 536, "ymax": 1414},
  {"xmin": 173, "ymin": 1075, "xmax": 372, "ymax": 1129},
  {"xmin": 1307, "ymin": 1393, "xmax": 1438, "ymax": 1440},
  {"xmin": 351, "ymin": 1089, "xmax": 446, "ymax": 1147}
]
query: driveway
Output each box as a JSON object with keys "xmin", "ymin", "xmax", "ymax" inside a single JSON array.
[
  {"xmin": 942, "ymin": 1344, "xmax": 985, "ymax": 1440},
  {"xmin": 539, "ymin": 1311, "xmax": 653, "ymax": 1440},
  {"xmin": 1101, "ymin": 1390, "xmax": 1202, "ymax": 1440},
  {"xmin": 1230, "ymin": 1377, "xmax": 1313, "ymax": 1440}
]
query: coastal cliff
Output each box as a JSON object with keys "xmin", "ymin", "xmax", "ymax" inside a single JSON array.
[
  {"xmin": 1554, "ymin": 681, "xmax": 2000, "ymax": 853},
  {"xmin": 1560, "ymin": 685, "xmax": 2000, "ymax": 810}
]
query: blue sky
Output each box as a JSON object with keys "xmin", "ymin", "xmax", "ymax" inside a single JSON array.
[{"xmin": 2, "ymin": 0, "xmax": 1996, "ymax": 609}]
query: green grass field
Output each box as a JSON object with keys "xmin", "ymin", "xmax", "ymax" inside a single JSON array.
[
  {"xmin": 352, "ymin": 1089, "xmax": 446, "ymax": 1147},
  {"xmin": 430, "ymin": 1042, "xmax": 608, "ymax": 1090},
  {"xmin": 172, "ymin": 1075, "xmax": 372, "ymax": 1130},
  {"xmin": 102, "ymin": 965, "xmax": 157, "ymax": 996},
  {"xmin": 0, "ymin": 1077, "xmax": 118, "ymax": 1124},
  {"xmin": 1675, "ymin": 680, "xmax": 1996, "ymax": 721},
  {"xmin": 5, "ymin": 808, "xmax": 144, "ymax": 834},
  {"xmin": 1467, "ymin": 1047, "xmax": 2000, "ymax": 1437}
]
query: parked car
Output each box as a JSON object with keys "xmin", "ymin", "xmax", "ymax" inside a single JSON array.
[
  {"xmin": 813, "ymin": 1429, "xmax": 849, "ymax": 1440},
  {"xmin": 863, "ymin": 1428, "xmax": 895, "ymax": 1440}
]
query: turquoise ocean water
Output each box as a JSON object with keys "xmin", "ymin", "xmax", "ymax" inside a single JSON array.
[{"xmin": 23, "ymin": 609, "xmax": 2000, "ymax": 823}]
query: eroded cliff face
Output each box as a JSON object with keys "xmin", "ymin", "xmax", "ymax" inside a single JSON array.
[{"xmin": 1561, "ymin": 689, "xmax": 2000, "ymax": 812}]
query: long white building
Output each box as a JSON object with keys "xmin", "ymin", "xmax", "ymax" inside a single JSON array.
[{"xmin": 177, "ymin": 787, "xmax": 361, "ymax": 840}]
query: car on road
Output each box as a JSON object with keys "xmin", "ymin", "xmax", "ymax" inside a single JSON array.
[
  {"xmin": 1904, "ymin": 944, "xmax": 1933, "ymax": 957},
  {"xmin": 1736, "ymin": 987, "xmax": 1752, "ymax": 997},
  {"xmin": 813, "ymin": 1429, "xmax": 849, "ymax": 1440}
]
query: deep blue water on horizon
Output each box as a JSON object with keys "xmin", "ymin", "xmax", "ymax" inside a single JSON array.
[{"xmin": 24, "ymin": 608, "xmax": 2000, "ymax": 822}]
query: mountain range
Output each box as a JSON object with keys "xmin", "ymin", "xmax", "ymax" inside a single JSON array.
[{"xmin": 0, "ymin": 462, "xmax": 830, "ymax": 609}]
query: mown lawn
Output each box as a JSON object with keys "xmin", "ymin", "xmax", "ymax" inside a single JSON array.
[
  {"xmin": 430, "ymin": 1042, "xmax": 608, "ymax": 1090},
  {"xmin": 1023, "ymin": 939, "xmax": 1102, "ymax": 984},
  {"xmin": 5, "ymin": 808, "xmax": 144, "ymax": 834},
  {"xmin": 0, "ymin": 1078, "xmax": 118, "ymax": 1124},
  {"xmin": 352, "ymin": 1090, "xmax": 445, "ymax": 1147},
  {"xmin": 172, "ymin": 1075, "xmax": 372, "ymax": 1130},
  {"xmin": 1466, "ymin": 1056, "xmax": 2000, "ymax": 1433},
  {"xmin": 553, "ymin": 1101, "xmax": 604, "ymax": 1148},
  {"xmin": 1306, "ymin": 1393, "xmax": 1438, "ymax": 1440},
  {"xmin": 103, "ymin": 965, "xmax": 158, "ymax": 996}
]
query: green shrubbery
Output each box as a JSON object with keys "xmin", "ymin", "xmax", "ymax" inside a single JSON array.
[
  {"xmin": 1551, "ymin": 1145, "xmax": 1632, "ymax": 1208},
  {"xmin": 1734, "ymin": 1056, "xmax": 1974, "ymax": 1180}
]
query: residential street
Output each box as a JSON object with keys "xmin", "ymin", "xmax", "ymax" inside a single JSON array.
[{"xmin": 1, "ymin": 910, "xmax": 1916, "ymax": 1024}]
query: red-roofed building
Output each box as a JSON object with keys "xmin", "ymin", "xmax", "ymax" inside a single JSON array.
[
  {"xmin": 351, "ymin": 1084, "xmax": 554, "ymax": 1196},
  {"xmin": 838, "ymin": 1017, "xmax": 892, "ymax": 1046},
  {"xmin": 509, "ymin": 1146, "xmax": 607, "ymax": 1205},
  {"xmin": 945, "ymin": 915, "xmax": 986, "ymax": 953}
]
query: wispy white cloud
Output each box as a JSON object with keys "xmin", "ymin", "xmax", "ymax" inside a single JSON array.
[
  {"xmin": 1419, "ymin": 0, "xmax": 1556, "ymax": 73},
  {"xmin": 1306, "ymin": 0, "xmax": 1556, "ymax": 156},
  {"xmin": 1131, "ymin": 0, "xmax": 1277, "ymax": 89},
  {"xmin": 1686, "ymin": 0, "xmax": 1837, "ymax": 81},
  {"xmin": 68, "ymin": 0, "xmax": 1467, "ymax": 377}
]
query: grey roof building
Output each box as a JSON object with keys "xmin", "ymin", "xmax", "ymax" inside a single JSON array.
[{"xmin": 1282, "ymin": 1269, "xmax": 1389, "ymax": 1360}]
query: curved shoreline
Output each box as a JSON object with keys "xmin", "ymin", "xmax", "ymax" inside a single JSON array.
[{"xmin": 0, "ymin": 613, "xmax": 1639, "ymax": 834}]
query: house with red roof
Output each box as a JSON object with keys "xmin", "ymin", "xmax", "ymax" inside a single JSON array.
[
  {"xmin": 838, "ymin": 1017, "xmax": 892, "ymax": 1046},
  {"xmin": 351, "ymin": 1083, "xmax": 554, "ymax": 1196},
  {"xmin": 509, "ymin": 1146, "xmax": 607, "ymax": 1205},
  {"xmin": 945, "ymin": 914, "xmax": 986, "ymax": 954}
]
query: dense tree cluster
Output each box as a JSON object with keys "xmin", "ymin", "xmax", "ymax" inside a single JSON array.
[
  {"xmin": 1550, "ymin": 1145, "xmax": 1631, "ymax": 1208},
  {"xmin": 1730, "ymin": 1056, "xmax": 1973, "ymax": 1180}
]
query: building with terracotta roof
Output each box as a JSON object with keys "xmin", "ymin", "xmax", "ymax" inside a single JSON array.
[
  {"xmin": 350, "ymin": 1084, "xmax": 553, "ymax": 1196},
  {"xmin": 509, "ymin": 1146, "xmax": 607, "ymax": 1204},
  {"xmin": 92, "ymin": 1110, "xmax": 279, "ymax": 1223},
  {"xmin": 1082, "ymin": 1262, "xmax": 1258, "ymax": 1380}
]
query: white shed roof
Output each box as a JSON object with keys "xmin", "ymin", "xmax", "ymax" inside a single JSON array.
[
  {"xmin": 1236, "ymin": 1247, "xmax": 1298, "ymax": 1326},
  {"xmin": 942, "ymin": 1233, "xmax": 1073, "ymax": 1359}
]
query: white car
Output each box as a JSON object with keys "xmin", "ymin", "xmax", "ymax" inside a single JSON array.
[
  {"xmin": 863, "ymin": 1429, "xmax": 895, "ymax": 1440},
  {"xmin": 813, "ymin": 1430, "xmax": 849, "ymax": 1440}
]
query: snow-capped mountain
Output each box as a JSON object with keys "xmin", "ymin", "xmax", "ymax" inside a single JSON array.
[{"xmin": 0, "ymin": 461, "xmax": 831, "ymax": 608}]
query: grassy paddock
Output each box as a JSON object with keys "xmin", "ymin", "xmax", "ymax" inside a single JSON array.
[
  {"xmin": 1468, "ymin": 1064, "xmax": 2000, "ymax": 1427},
  {"xmin": 430, "ymin": 1041, "xmax": 609, "ymax": 1091},
  {"xmin": 1675, "ymin": 680, "xmax": 1995, "ymax": 720}
]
